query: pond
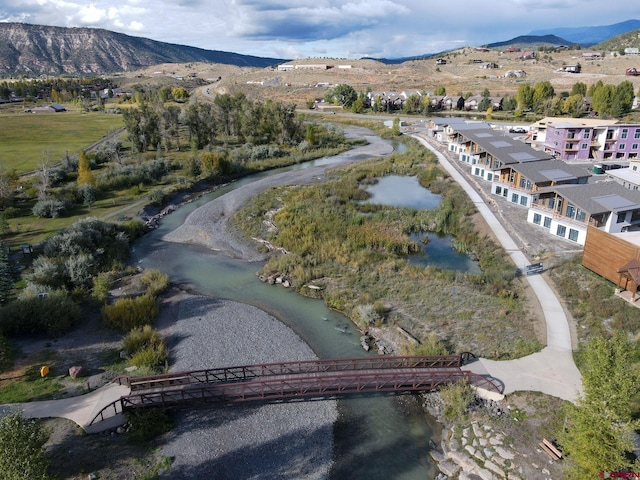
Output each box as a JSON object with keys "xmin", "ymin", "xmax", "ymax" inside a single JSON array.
[{"xmin": 363, "ymin": 175, "xmax": 480, "ymax": 273}]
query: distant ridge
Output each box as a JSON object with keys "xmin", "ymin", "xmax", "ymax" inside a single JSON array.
[
  {"xmin": 0, "ymin": 23, "xmax": 288, "ymax": 75},
  {"xmin": 529, "ymin": 19, "xmax": 640, "ymax": 46},
  {"xmin": 486, "ymin": 34, "xmax": 573, "ymax": 49}
]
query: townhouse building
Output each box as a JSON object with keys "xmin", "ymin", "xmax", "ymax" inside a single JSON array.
[{"xmin": 527, "ymin": 182, "xmax": 640, "ymax": 245}]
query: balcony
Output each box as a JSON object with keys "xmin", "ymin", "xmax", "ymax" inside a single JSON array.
[{"xmin": 530, "ymin": 203, "xmax": 592, "ymax": 227}]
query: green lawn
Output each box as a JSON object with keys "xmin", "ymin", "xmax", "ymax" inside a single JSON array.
[{"xmin": 0, "ymin": 110, "xmax": 124, "ymax": 173}]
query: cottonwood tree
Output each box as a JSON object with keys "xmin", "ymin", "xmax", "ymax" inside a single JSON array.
[
  {"xmin": 76, "ymin": 151, "xmax": 94, "ymax": 186},
  {"xmin": 559, "ymin": 335, "xmax": 640, "ymax": 479}
]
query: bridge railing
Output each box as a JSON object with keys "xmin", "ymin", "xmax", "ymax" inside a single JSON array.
[
  {"xmin": 123, "ymin": 355, "xmax": 464, "ymax": 392},
  {"xmin": 118, "ymin": 369, "xmax": 502, "ymax": 409}
]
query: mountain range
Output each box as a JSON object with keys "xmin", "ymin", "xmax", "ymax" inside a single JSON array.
[
  {"xmin": 0, "ymin": 23, "xmax": 286, "ymax": 76},
  {"xmin": 0, "ymin": 20, "xmax": 639, "ymax": 76}
]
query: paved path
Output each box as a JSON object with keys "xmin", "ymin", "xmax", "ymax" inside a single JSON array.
[
  {"xmin": 4, "ymin": 383, "xmax": 130, "ymax": 433},
  {"xmin": 413, "ymin": 134, "xmax": 583, "ymax": 402}
]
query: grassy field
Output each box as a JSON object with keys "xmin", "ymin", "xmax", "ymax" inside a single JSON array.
[{"xmin": 0, "ymin": 109, "xmax": 123, "ymax": 173}]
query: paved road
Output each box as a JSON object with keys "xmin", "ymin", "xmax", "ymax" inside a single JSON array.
[{"xmin": 412, "ymin": 133, "xmax": 583, "ymax": 402}]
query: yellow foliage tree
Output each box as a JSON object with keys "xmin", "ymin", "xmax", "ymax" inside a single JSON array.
[{"xmin": 77, "ymin": 151, "xmax": 94, "ymax": 186}]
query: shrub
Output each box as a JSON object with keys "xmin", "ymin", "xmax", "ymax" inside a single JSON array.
[
  {"xmin": 126, "ymin": 408, "xmax": 174, "ymax": 445},
  {"xmin": 32, "ymin": 198, "xmax": 72, "ymax": 218},
  {"xmin": 0, "ymin": 290, "xmax": 80, "ymax": 336},
  {"xmin": 0, "ymin": 413, "xmax": 49, "ymax": 480},
  {"xmin": 124, "ymin": 325, "xmax": 168, "ymax": 369},
  {"xmin": 102, "ymin": 294, "xmax": 159, "ymax": 331},
  {"xmin": 139, "ymin": 269, "xmax": 170, "ymax": 297},
  {"xmin": 92, "ymin": 272, "xmax": 113, "ymax": 302},
  {"xmin": 440, "ymin": 379, "xmax": 475, "ymax": 422}
]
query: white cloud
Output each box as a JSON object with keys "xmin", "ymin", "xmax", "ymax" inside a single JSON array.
[{"xmin": 1, "ymin": 0, "xmax": 640, "ymax": 59}]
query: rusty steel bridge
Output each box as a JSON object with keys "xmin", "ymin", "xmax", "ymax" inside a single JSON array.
[{"xmin": 89, "ymin": 353, "xmax": 502, "ymax": 430}]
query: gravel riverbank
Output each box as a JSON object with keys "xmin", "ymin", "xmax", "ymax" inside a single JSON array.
[{"xmin": 156, "ymin": 291, "xmax": 337, "ymax": 479}]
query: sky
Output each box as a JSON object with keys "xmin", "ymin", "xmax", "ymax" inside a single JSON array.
[{"xmin": 1, "ymin": 0, "xmax": 639, "ymax": 60}]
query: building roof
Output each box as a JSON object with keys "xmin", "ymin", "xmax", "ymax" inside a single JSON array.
[
  {"xmin": 509, "ymin": 159, "xmax": 591, "ymax": 184},
  {"xmin": 457, "ymin": 128, "xmax": 553, "ymax": 164},
  {"xmin": 551, "ymin": 181, "xmax": 640, "ymax": 215},
  {"xmin": 607, "ymin": 167, "xmax": 640, "ymax": 186},
  {"xmin": 531, "ymin": 116, "xmax": 619, "ymax": 129}
]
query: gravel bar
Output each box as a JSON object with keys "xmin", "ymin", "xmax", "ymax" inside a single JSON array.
[{"xmin": 157, "ymin": 294, "xmax": 338, "ymax": 480}]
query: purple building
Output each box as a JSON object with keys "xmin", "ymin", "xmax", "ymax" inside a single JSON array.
[{"xmin": 543, "ymin": 122, "xmax": 640, "ymax": 161}]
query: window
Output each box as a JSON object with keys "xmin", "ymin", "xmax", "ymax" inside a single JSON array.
[
  {"xmin": 533, "ymin": 213, "xmax": 542, "ymax": 225},
  {"xmin": 617, "ymin": 212, "xmax": 626, "ymax": 224},
  {"xmin": 576, "ymin": 209, "xmax": 586, "ymax": 222},
  {"xmin": 620, "ymin": 144, "xmax": 626, "ymax": 150},
  {"xmin": 512, "ymin": 193, "xmax": 519, "ymax": 203},
  {"xmin": 474, "ymin": 167, "xmax": 480, "ymax": 175},
  {"xmin": 583, "ymin": 130, "xmax": 590, "ymax": 139},
  {"xmin": 556, "ymin": 225, "xmax": 566, "ymax": 237},
  {"xmin": 566, "ymin": 204, "xmax": 576, "ymax": 219},
  {"xmin": 568, "ymin": 229, "xmax": 579, "ymax": 242},
  {"xmin": 520, "ymin": 196, "xmax": 528, "ymax": 206},
  {"xmin": 565, "ymin": 143, "xmax": 573, "ymax": 150},
  {"xmin": 622, "ymin": 129, "xmax": 629, "ymax": 139},
  {"xmin": 487, "ymin": 173, "xmax": 493, "ymax": 181},
  {"xmin": 635, "ymin": 129, "xmax": 640, "ymax": 139},
  {"xmin": 503, "ymin": 188, "xmax": 508, "ymax": 197},
  {"xmin": 567, "ymin": 130, "xmax": 576, "ymax": 139},
  {"xmin": 544, "ymin": 217, "xmax": 552, "ymax": 228},
  {"xmin": 581, "ymin": 143, "xmax": 588, "ymax": 150},
  {"xmin": 632, "ymin": 210, "xmax": 640, "ymax": 222},
  {"xmin": 634, "ymin": 165, "xmax": 638, "ymax": 172},
  {"xmin": 495, "ymin": 186, "xmax": 502, "ymax": 195}
]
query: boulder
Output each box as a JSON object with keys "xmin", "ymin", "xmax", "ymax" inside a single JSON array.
[{"xmin": 68, "ymin": 365, "xmax": 87, "ymax": 379}]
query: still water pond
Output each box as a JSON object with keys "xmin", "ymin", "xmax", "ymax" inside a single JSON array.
[{"xmin": 364, "ymin": 175, "xmax": 480, "ymax": 273}]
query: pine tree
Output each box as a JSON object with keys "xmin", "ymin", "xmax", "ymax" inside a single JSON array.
[{"xmin": 0, "ymin": 240, "xmax": 13, "ymax": 304}]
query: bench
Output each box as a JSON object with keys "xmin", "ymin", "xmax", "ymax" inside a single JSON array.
[
  {"xmin": 525, "ymin": 262, "xmax": 544, "ymax": 275},
  {"xmin": 539, "ymin": 438, "xmax": 562, "ymax": 460}
]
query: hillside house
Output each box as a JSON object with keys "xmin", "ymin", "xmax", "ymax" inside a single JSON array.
[{"xmin": 520, "ymin": 51, "xmax": 535, "ymax": 60}]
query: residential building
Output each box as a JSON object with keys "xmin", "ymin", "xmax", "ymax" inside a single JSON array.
[
  {"xmin": 607, "ymin": 158, "xmax": 640, "ymax": 190},
  {"xmin": 493, "ymin": 159, "xmax": 590, "ymax": 208},
  {"xmin": 446, "ymin": 126, "xmax": 552, "ymax": 182},
  {"xmin": 528, "ymin": 117, "xmax": 619, "ymax": 157},
  {"xmin": 527, "ymin": 181, "xmax": 640, "ymax": 245},
  {"xmin": 542, "ymin": 122, "xmax": 640, "ymax": 161}
]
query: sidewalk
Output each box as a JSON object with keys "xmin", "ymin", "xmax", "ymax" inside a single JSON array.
[
  {"xmin": 5, "ymin": 383, "xmax": 130, "ymax": 433},
  {"xmin": 413, "ymin": 133, "xmax": 583, "ymax": 402}
]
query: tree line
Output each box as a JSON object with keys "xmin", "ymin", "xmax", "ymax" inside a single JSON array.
[{"xmin": 323, "ymin": 79, "xmax": 639, "ymax": 119}]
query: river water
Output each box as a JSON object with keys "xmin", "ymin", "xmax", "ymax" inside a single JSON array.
[{"xmin": 131, "ymin": 151, "xmax": 441, "ymax": 479}]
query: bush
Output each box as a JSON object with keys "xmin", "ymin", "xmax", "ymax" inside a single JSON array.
[
  {"xmin": 32, "ymin": 198, "xmax": 72, "ymax": 218},
  {"xmin": 126, "ymin": 408, "xmax": 174, "ymax": 445},
  {"xmin": 440, "ymin": 379, "xmax": 475, "ymax": 422},
  {"xmin": 0, "ymin": 413, "xmax": 49, "ymax": 480},
  {"xmin": 139, "ymin": 270, "xmax": 170, "ymax": 297},
  {"xmin": 123, "ymin": 325, "xmax": 168, "ymax": 370},
  {"xmin": 103, "ymin": 294, "xmax": 159, "ymax": 331},
  {"xmin": 0, "ymin": 290, "xmax": 80, "ymax": 336}
]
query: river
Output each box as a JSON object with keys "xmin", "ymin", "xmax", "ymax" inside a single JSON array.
[{"xmin": 131, "ymin": 136, "xmax": 440, "ymax": 479}]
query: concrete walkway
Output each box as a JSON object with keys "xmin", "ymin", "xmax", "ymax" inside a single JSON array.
[
  {"xmin": 5, "ymin": 383, "xmax": 130, "ymax": 433},
  {"xmin": 413, "ymin": 134, "xmax": 583, "ymax": 402}
]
